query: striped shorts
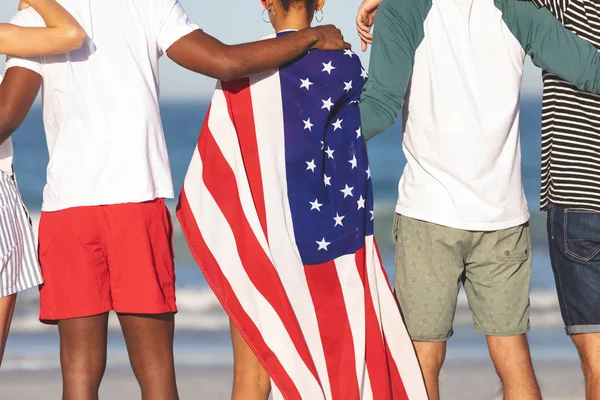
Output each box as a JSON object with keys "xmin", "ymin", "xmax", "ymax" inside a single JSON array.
[{"xmin": 0, "ymin": 172, "xmax": 42, "ymax": 298}]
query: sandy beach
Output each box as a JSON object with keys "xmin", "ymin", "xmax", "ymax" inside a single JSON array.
[{"xmin": 0, "ymin": 360, "xmax": 586, "ymax": 399}]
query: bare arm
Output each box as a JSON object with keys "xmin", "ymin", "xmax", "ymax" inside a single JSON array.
[
  {"xmin": 167, "ymin": 26, "xmax": 350, "ymax": 82},
  {"xmin": 0, "ymin": 0, "xmax": 85, "ymax": 57},
  {"xmin": 0, "ymin": 67, "xmax": 42, "ymax": 145}
]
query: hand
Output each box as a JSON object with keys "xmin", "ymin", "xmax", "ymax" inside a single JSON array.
[
  {"xmin": 311, "ymin": 25, "xmax": 351, "ymax": 51},
  {"xmin": 18, "ymin": 0, "xmax": 31, "ymax": 11},
  {"xmin": 357, "ymin": 0, "xmax": 382, "ymax": 52}
]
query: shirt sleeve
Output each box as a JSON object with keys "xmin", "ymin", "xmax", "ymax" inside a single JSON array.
[
  {"xmin": 359, "ymin": 0, "xmax": 431, "ymax": 141},
  {"xmin": 4, "ymin": 9, "xmax": 43, "ymax": 76},
  {"xmin": 150, "ymin": 0, "xmax": 200, "ymax": 55},
  {"xmin": 499, "ymin": 0, "xmax": 600, "ymax": 94}
]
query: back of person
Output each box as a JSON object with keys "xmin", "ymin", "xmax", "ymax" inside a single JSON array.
[
  {"xmin": 177, "ymin": 33, "xmax": 427, "ymax": 399},
  {"xmin": 359, "ymin": 0, "xmax": 600, "ymax": 397},
  {"xmin": 397, "ymin": 0, "xmax": 531, "ymax": 230},
  {"xmin": 8, "ymin": 0, "xmax": 197, "ymax": 212}
]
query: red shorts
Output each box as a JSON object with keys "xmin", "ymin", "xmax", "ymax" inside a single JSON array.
[{"xmin": 38, "ymin": 199, "xmax": 177, "ymax": 323}]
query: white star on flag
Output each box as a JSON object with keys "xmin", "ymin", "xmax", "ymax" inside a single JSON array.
[
  {"xmin": 361, "ymin": 68, "xmax": 369, "ymax": 80},
  {"xmin": 316, "ymin": 237, "xmax": 331, "ymax": 251},
  {"xmin": 366, "ymin": 167, "xmax": 371, "ymax": 179},
  {"xmin": 343, "ymin": 49, "xmax": 354, "ymax": 58},
  {"xmin": 334, "ymin": 213, "xmax": 345, "ymax": 227},
  {"xmin": 310, "ymin": 198, "xmax": 323, "ymax": 211},
  {"xmin": 320, "ymin": 141, "xmax": 324, "ymax": 150},
  {"xmin": 300, "ymin": 78, "xmax": 313, "ymax": 90},
  {"xmin": 325, "ymin": 146, "xmax": 335, "ymax": 159},
  {"xmin": 341, "ymin": 184, "xmax": 354, "ymax": 198},
  {"xmin": 306, "ymin": 159, "xmax": 316, "ymax": 172},
  {"xmin": 322, "ymin": 61, "xmax": 336, "ymax": 75},
  {"xmin": 356, "ymin": 127, "xmax": 362, "ymax": 139},
  {"xmin": 370, "ymin": 210, "xmax": 374, "ymax": 221},
  {"xmin": 357, "ymin": 195, "xmax": 366, "ymax": 210},
  {"xmin": 322, "ymin": 98, "xmax": 334, "ymax": 111},
  {"xmin": 303, "ymin": 118, "xmax": 313, "ymax": 131},
  {"xmin": 324, "ymin": 174, "xmax": 331, "ymax": 186},
  {"xmin": 349, "ymin": 155, "xmax": 358, "ymax": 169},
  {"xmin": 343, "ymin": 81, "xmax": 353, "ymax": 93},
  {"xmin": 332, "ymin": 119, "xmax": 343, "ymax": 131}
]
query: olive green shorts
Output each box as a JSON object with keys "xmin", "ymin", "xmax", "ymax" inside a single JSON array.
[{"xmin": 393, "ymin": 214, "xmax": 531, "ymax": 341}]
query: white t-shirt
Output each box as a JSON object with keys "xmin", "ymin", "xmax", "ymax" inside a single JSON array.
[
  {"xmin": 0, "ymin": 75, "xmax": 13, "ymax": 176},
  {"xmin": 6, "ymin": 0, "xmax": 199, "ymax": 212}
]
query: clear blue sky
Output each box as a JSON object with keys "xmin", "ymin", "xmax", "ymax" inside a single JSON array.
[{"xmin": 0, "ymin": 0, "xmax": 542, "ymax": 101}]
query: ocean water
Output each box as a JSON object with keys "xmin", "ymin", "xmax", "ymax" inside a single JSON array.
[{"xmin": 4, "ymin": 97, "xmax": 574, "ymax": 371}]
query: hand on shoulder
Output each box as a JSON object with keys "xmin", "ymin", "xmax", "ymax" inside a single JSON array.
[{"xmin": 309, "ymin": 24, "xmax": 351, "ymax": 51}]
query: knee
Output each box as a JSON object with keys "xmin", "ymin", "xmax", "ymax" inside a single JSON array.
[{"xmin": 414, "ymin": 342, "xmax": 446, "ymax": 376}]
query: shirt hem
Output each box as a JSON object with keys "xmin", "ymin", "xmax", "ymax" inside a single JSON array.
[
  {"xmin": 394, "ymin": 205, "xmax": 531, "ymax": 232},
  {"xmin": 41, "ymin": 191, "xmax": 175, "ymax": 212}
]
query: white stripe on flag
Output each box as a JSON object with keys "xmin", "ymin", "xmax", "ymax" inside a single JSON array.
[
  {"xmin": 367, "ymin": 237, "xmax": 428, "ymax": 399},
  {"xmin": 208, "ymin": 85, "xmax": 271, "ymax": 257},
  {"xmin": 335, "ymin": 253, "xmax": 367, "ymax": 397},
  {"xmin": 184, "ymin": 147, "xmax": 323, "ymax": 399},
  {"xmin": 250, "ymin": 71, "xmax": 332, "ymax": 400}
]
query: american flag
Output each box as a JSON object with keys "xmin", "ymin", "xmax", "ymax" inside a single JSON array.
[{"xmin": 176, "ymin": 37, "xmax": 427, "ymax": 400}]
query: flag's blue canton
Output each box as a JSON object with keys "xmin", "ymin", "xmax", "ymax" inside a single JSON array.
[{"xmin": 279, "ymin": 41, "xmax": 374, "ymax": 266}]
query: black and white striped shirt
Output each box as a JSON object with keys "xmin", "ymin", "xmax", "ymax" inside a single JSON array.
[{"xmin": 532, "ymin": 0, "xmax": 600, "ymax": 211}]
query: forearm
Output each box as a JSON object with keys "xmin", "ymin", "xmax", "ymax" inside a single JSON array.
[
  {"xmin": 168, "ymin": 29, "xmax": 319, "ymax": 82},
  {"xmin": 0, "ymin": 1, "xmax": 85, "ymax": 57},
  {"xmin": 27, "ymin": 0, "xmax": 79, "ymax": 30}
]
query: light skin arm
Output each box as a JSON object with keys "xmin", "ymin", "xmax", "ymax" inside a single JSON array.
[
  {"xmin": 0, "ymin": 67, "xmax": 42, "ymax": 145},
  {"xmin": 356, "ymin": 0, "xmax": 382, "ymax": 51},
  {"xmin": 167, "ymin": 26, "xmax": 350, "ymax": 82},
  {"xmin": 0, "ymin": 0, "xmax": 85, "ymax": 57}
]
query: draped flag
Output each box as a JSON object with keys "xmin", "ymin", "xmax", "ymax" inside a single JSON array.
[{"xmin": 177, "ymin": 41, "xmax": 427, "ymax": 400}]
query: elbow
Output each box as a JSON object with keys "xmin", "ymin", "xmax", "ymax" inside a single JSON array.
[{"xmin": 65, "ymin": 26, "xmax": 87, "ymax": 51}]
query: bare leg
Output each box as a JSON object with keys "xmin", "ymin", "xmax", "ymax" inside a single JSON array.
[
  {"xmin": 230, "ymin": 321, "xmax": 271, "ymax": 400},
  {"xmin": 487, "ymin": 335, "xmax": 541, "ymax": 400},
  {"xmin": 413, "ymin": 341, "xmax": 446, "ymax": 400},
  {"xmin": 118, "ymin": 313, "xmax": 178, "ymax": 400},
  {"xmin": 572, "ymin": 333, "xmax": 600, "ymax": 400},
  {"xmin": 58, "ymin": 313, "xmax": 109, "ymax": 400},
  {"xmin": 0, "ymin": 293, "xmax": 17, "ymax": 366}
]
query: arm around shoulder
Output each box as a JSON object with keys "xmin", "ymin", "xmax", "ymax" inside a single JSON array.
[
  {"xmin": 166, "ymin": 25, "xmax": 348, "ymax": 82},
  {"xmin": 500, "ymin": 0, "xmax": 600, "ymax": 93}
]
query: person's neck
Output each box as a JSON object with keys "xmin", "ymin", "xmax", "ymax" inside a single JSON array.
[{"xmin": 274, "ymin": 13, "xmax": 311, "ymax": 32}]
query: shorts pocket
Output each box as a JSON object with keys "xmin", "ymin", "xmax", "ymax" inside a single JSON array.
[
  {"xmin": 392, "ymin": 213, "xmax": 401, "ymax": 245},
  {"xmin": 497, "ymin": 223, "xmax": 530, "ymax": 261},
  {"xmin": 564, "ymin": 209, "xmax": 600, "ymax": 262}
]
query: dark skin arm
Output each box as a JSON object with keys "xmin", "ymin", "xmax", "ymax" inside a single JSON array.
[
  {"xmin": 167, "ymin": 26, "xmax": 350, "ymax": 82},
  {"xmin": 0, "ymin": 67, "xmax": 41, "ymax": 145}
]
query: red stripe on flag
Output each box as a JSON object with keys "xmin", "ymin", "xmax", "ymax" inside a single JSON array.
[
  {"xmin": 222, "ymin": 79, "xmax": 269, "ymax": 241},
  {"xmin": 354, "ymin": 247, "xmax": 409, "ymax": 399},
  {"xmin": 176, "ymin": 190, "xmax": 301, "ymax": 400},
  {"xmin": 197, "ymin": 121, "xmax": 321, "ymax": 383},
  {"xmin": 304, "ymin": 261, "xmax": 361, "ymax": 400}
]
